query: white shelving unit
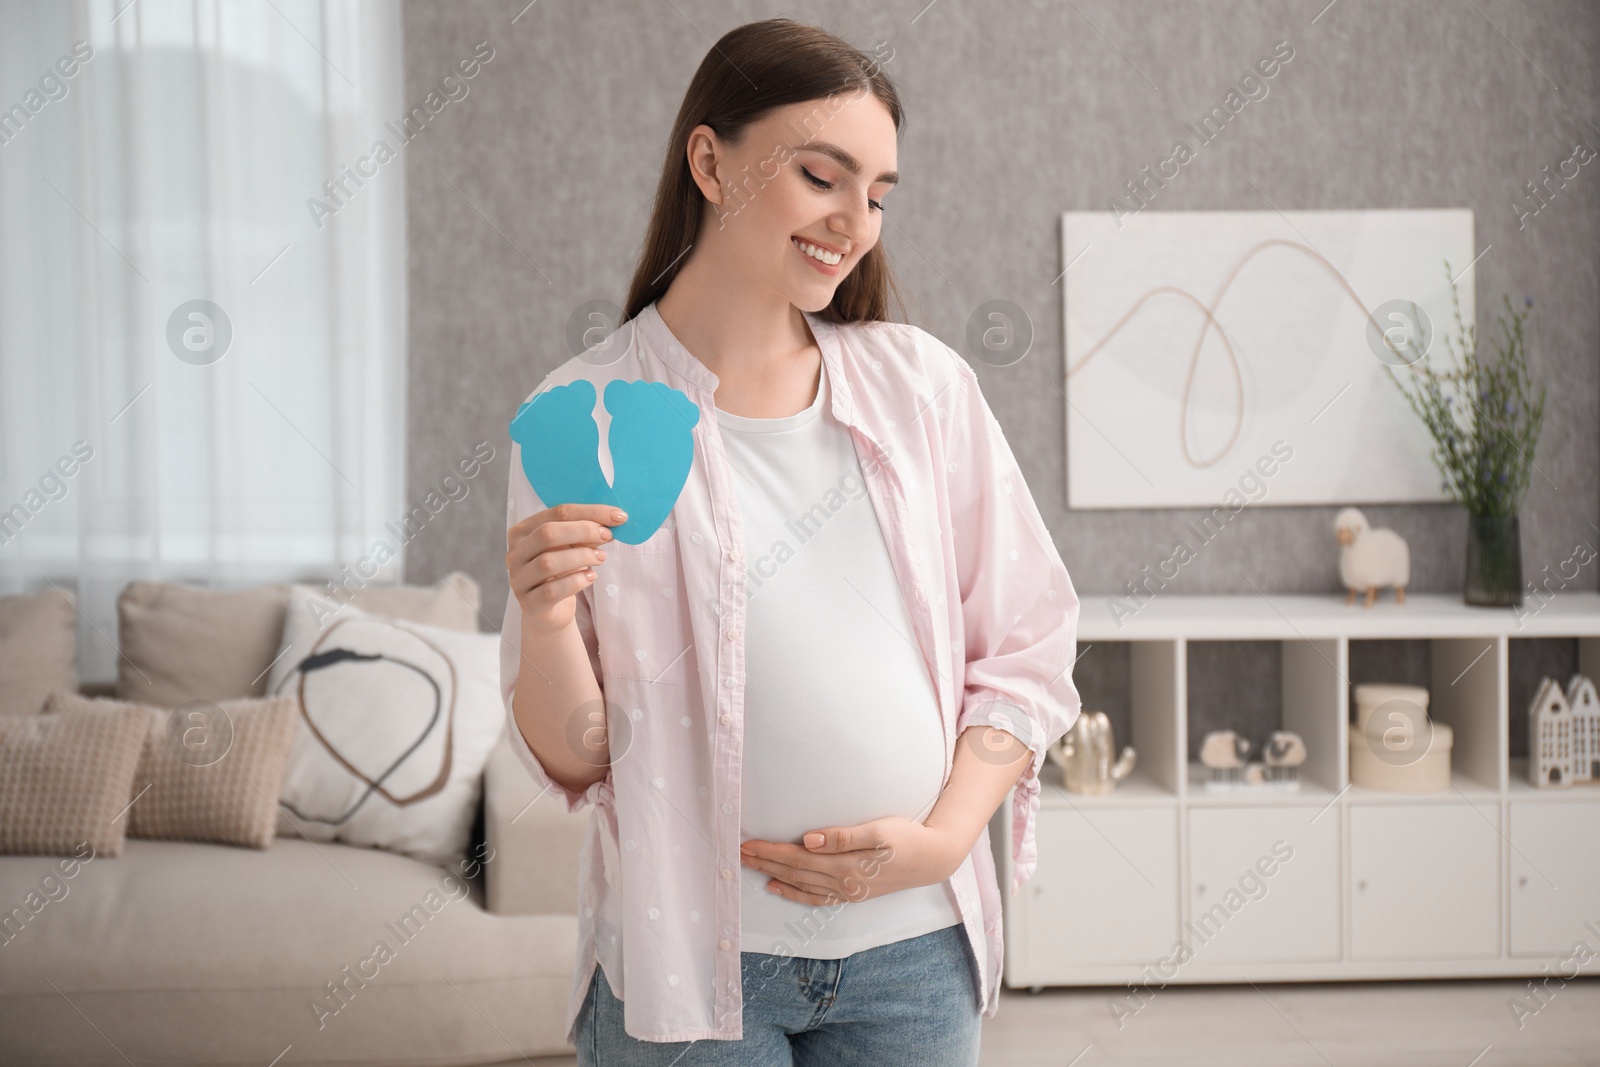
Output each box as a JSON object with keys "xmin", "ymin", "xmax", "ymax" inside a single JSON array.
[{"xmin": 995, "ymin": 592, "xmax": 1600, "ymax": 989}]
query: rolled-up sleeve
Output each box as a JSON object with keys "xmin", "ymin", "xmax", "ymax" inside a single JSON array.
[
  {"xmin": 939, "ymin": 344, "xmax": 1083, "ymax": 897},
  {"xmin": 500, "ymin": 406, "xmax": 610, "ymax": 815}
]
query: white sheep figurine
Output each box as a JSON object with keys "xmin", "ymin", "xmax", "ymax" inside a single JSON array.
[
  {"xmin": 1334, "ymin": 507, "xmax": 1409, "ymax": 608},
  {"xmin": 1199, "ymin": 729, "xmax": 1250, "ymax": 769},
  {"xmin": 1200, "ymin": 729, "xmax": 1251, "ymax": 789}
]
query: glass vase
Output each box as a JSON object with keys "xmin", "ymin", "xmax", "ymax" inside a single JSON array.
[{"xmin": 1464, "ymin": 513, "xmax": 1523, "ymax": 607}]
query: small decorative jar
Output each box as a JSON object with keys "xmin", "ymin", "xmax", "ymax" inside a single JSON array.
[{"xmin": 1349, "ymin": 683, "xmax": 1452, "ymax": 792}]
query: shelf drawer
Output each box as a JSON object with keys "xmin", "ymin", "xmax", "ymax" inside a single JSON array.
[
  {"xmin": 1350, "ymin": 803, "xmax": 1500, "ymax": 960},
  {"xmin": 1187, "ymin": 807, "xmax": 1340, "ymax": 963},
  {"xmin": 1510, "ymin": 801, "xmax": 1600, "ymax": 957},
  {"xmin": 1020, "ymin": 807, "xmax": 1179, "ymax": 970}
]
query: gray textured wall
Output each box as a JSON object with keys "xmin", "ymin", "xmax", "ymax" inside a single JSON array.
[{"xmin": 402, "ymin": 1, "xmax": 1598, "ymax": 751}]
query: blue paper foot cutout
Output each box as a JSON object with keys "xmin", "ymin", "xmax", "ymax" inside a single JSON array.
[
  {"xmin": 509, "ymin": 380, "xmax": 620, "ymax": 514},
  {"xmin": 509, "ymin": 379, "xmax": 700, "ymax": 545},
  {"xmin": 603, "ymin": 379, "xmax": 701, "ymax": 543}
]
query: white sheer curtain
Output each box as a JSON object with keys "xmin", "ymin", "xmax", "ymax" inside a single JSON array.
[{"xmin": 0, "ymin": 0, "xmax": 407, "ymax": 683}]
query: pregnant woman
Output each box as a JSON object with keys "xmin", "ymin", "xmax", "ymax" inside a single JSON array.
[{"xmin": 502, "ymin": 16, "xmax": 1082, "ymax": 1065}]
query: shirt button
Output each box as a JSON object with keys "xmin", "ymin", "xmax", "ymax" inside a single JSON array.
[
  {"xmin": 719, "ymin": 939, "xmax": 732, "ymax": 950},
  {"xmin": 719, "ymin": 714, "xmax": 732, "ymax": 726},
  {"xmin": 721, "ymin": 802, "xmax": 732, "ymax": 814},
  {"xmin": 720, "ymin": 868, "xmax": 734, "ymax": 880},
  {"xmin": 725, "ymin": 629, "xmax": 738, "ymax": 641},
  {"xmin": 726, "ymin": 550, "xmax": 740, "ymax": 564}
]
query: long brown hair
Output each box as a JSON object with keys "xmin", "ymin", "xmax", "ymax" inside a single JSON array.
[{"xmin": 622, "ymin": 17, "xmax": 907, "ymax": 326}]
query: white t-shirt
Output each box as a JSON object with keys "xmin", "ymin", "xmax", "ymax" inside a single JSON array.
[{"xmin": 716, "ymin": 350, "xmax": 963, "ymax": 959}]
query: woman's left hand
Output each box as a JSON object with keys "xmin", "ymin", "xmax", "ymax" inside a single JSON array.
[{"xmin": 739, "ymin": 816, "xmax": 966, "ymax": 906}]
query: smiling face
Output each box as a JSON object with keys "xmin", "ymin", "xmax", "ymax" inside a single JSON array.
[{"xmin": 685, "ymin": 92, "xmax": 899, "ymax": 313}]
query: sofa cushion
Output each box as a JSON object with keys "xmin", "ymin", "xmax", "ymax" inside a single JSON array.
[
  {"xmin": 0, "ymin": 586, "xmax": 78, "ymax": 716},
  {"xmin": 267, "ymin": 586, "xmax": 507, "ymax": 867},
  {"xmin": 115, "ymin": 573, "xmax": 484, "ymax": 708},
  {"xmin": 46, "ymin": 691, "xmax": 300, "ymax": 850},
  {"xmin": 0, "ymin": 700, "xmax": 150, "ymax": 857},
  {"xmin": 483, "ymin": 732, "xmax": 587, "ymax": 918},
  {"xmin": 0, "ymin": 837, "xmax": 579, "ymax": 1065},
  {"xmin": 339, "ymin": 570, "xmax": 482, "ymax": 632}
]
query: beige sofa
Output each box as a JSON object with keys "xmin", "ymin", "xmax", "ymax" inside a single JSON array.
[{"xmin": 0, "ymin": 583, "xmax": 590, "ymax": 1067}]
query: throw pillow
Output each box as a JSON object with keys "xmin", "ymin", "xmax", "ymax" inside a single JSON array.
[
  {"xmin": 0, "ymin": 587, "xmax": 79, "ymax": 716},
  {"xmin": 0, "ymin": 699, "xmax": 150, "ymax": 856},
  {"xmin": 115, "ymin": 572, "xmax": 483, "ymax": 707},
  {"xmin": 265, "ymin": 585, "xmax": 506, "ymax": 866},
  {"xmin": 44, "ymin": 691, "xmax": 300, "ymax": 850}
]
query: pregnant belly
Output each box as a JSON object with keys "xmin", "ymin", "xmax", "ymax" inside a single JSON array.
[{"xmin": 739, "ymin": 703, "xmax": 949, "ymax": 845}]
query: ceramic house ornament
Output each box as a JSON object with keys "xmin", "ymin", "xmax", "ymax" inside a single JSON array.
[
  {"xmin": 1334, "ymin": 506, "xmax": 1410, "ymax": 608},
  {"xmin": 1529, "ymin": 673, "xmax": 1600, "ymax": 787},
  {"xmin": 1568, "ymin": 674, "xmax": 1600, "ymax": 783}
]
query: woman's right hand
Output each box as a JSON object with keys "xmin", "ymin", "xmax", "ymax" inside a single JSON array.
[{"xmin": 506, "ymin": 503, "xmax": 628, "ymax": 637}]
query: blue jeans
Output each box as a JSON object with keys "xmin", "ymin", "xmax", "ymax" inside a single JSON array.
[{"xmin": 576, "ymin": 922, "xmax": 981, "ymax": 1065}]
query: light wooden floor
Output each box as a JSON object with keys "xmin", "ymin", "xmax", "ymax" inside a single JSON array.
[{"xmin": 504, "ymin": 978, "xmax": 1600, "ymax": 1066}]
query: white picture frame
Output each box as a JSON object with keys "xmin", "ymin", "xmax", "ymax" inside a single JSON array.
[{"xmin": 1063, "ymin": 208, "xmax": 1476, "ymax": 510}]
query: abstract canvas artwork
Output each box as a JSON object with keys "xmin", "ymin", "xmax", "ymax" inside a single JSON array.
[{"xmin": 1062, "ymin": 208, "xmax": 1475, "ymax": 509}]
